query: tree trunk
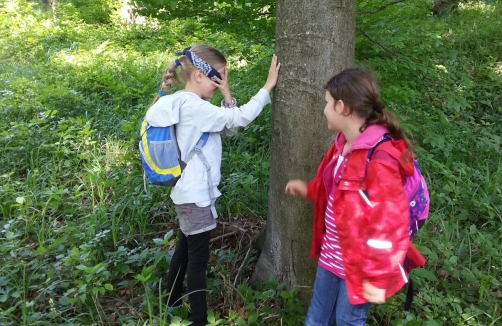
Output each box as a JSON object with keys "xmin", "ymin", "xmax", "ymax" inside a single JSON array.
[{"xmin": 251, "ymin": 0, "xmax": 356, "ymax": 303}]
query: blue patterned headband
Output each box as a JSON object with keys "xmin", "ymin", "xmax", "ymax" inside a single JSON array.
[{"xmin": 175, "ymin": 47, "xmax": 222, "ymax": 82}]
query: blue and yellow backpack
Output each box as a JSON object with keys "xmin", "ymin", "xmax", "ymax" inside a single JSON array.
[{"xmin": 139, "ymin": 118, "xmax": 208, "ymax": 189}]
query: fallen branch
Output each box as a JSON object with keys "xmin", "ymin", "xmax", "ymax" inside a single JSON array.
[
  {"xmin": 356, "ymin": 27, "xmax": 399, "ymax": 57},
  {"xmin": 219, "ymin": 221, "xmax": 247, "ymax": 233},
  {"xmin": 210, "ymin": 230, "xmax": 239, "ymax": 243},
  {"xmin": 117, "ymin": 221, "xmax": 248, "ymax": 245},
  {"xmin": 357, "ymin": 0, "xmax": 407, "ymax": 15}
]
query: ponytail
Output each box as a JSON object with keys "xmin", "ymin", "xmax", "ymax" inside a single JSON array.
[
  {"xmin": 365, "ymin": 104, "xmax": 414, "ymax": 153},
  {"xmin": 150, "ymin": 61, "xmax": 179, "ymax": 106}
]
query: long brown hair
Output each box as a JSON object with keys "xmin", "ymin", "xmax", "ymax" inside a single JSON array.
[
  {"xmin": 150, "ymin": 44, "xmax": 227, "ymax": 105},
  {"xmin": 324, "ymin": 68, "xmax": 413, "ymax": 152}
]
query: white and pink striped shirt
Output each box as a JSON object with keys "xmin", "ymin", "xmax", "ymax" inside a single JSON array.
[{"xmin": 318, "ymin": 154, "xmax": 346, "ymax": 279}]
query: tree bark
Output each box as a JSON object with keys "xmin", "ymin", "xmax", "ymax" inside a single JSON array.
[{"xmin": 251, "ymin": 0, "xmax": 356, "ymax": 303}]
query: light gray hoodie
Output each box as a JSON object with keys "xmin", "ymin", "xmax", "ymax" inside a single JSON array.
[{"xmin": 145, "ymin": 88, "xmax": 271, "ymax": 214}]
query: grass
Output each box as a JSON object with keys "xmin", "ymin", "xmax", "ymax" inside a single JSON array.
[{"xmin": 1, "ymin": 0, "xmax": 501, "ymax": 325}]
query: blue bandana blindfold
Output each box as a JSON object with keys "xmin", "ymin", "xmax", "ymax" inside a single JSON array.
[{"xmin": 175, "ymin": 47, "xmax": 222, "ymax": 83}]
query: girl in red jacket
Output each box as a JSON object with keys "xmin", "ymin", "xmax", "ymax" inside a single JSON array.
[{"xmin": 285, "ymin": 68, "xmax": 416, "ymax": 326}]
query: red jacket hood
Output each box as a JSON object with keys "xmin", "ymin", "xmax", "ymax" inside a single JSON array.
[{"xmin": 334, "ymin": 124, "xmax": 414, "ymax": 177}]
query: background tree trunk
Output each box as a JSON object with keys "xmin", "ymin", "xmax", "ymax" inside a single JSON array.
[{"xmin": 251, "ymin": 0, "xmax": 356, "ymax": 303}]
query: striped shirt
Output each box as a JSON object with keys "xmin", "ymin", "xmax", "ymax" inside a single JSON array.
[{"xmin": 318, "ymin": 154, "xmax": 346, "ymax": 279}]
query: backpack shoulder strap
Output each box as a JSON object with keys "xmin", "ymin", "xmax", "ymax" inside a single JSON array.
[
  {"xmin": 364, "ymin": 134, "xmax": 392, "ymax": 178},
  {"xmin": 185, "ymin": 132, "xmax": 210, "ymax": 163},
  {"xmin": 184, "ymin": 132, "xmax": 216, "ymax": 217}
]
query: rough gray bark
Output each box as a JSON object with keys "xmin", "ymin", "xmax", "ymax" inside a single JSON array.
[{"xmin": 251, "ymin": 0, "xmax": 356, "ymax": 303}]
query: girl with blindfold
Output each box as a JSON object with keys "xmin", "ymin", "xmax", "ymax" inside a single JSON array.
[{"xmin": 146, "ymin": 44, "xmax": 280, "ymax": 325}]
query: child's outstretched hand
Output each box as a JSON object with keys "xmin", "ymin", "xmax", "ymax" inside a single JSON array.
[
  {"xmin": 263, "ymin": 54, "xmax": 281, "ymax": 93},
  {"xmin": 285, "ymin": 179, "xmax": 307, "ymax": 198}
]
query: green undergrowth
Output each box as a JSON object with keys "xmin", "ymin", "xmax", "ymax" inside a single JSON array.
[
  {"xmin": 1, "ymin": 0, "xmax": 501, "ymax": 325},
  {"xmin": 357, "ymin": 0, "xmax": 502, "ymax": 325}
]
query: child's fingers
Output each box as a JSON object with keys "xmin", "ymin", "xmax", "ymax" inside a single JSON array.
[
  {"xmin": 269, "ymin": 55, "xmax": 280, "ymax": 74},
  {"xmin": 211, "ymin": 76, "xmax": 224, "ymax": 86},
  {"xmin": 213, "ymin": 73, "xmax": 228, "ymax": 85},
  {"xmin": 218, "ymin": 67, "xmax": 228, "ymax": 80},
  {"xmin": 285, "ymin": 185, "xmax": 298, "ymax": 196}
]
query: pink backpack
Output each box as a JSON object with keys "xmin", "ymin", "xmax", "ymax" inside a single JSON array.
[{"xmin": 366, "ymin": 134, "xmax": 430, "ymax": 238}]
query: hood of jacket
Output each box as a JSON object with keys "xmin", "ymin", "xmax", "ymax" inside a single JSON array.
[
  {"xmin": 334, "ymin": 124, "xmax": 414, "ymax": 177},
  {"xmin": 145, "ymin": 91, "xmax": 185, "ymax": 127}
]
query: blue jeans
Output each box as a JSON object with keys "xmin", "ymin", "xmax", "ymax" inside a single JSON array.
[{"xmin": 305, "ymin": 266, "xmax": 371, "ymax": 326}]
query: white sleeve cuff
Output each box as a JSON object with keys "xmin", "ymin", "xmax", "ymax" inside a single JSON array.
[{"xmin": 254, "ymin": 88, "xmax": 271, "ymax": 107}]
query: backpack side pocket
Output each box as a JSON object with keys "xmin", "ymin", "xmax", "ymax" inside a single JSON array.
[{"xmin": 149, "ymin": 140, "xmax": 180, "ymax": 170}]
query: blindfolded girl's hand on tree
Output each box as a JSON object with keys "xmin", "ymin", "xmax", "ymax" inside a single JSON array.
[{"xmin": 263, "ymin": 54, "xmax": 281, "ymax": 93}]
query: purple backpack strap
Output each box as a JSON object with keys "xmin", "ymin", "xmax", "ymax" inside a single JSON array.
[
  {"xmin": 364, "ymin": 134, "xmax": 392, "ymax": 179},
  {"xmin": 365, "ymin": 134, "xmax": 429, "ymax": 239}
]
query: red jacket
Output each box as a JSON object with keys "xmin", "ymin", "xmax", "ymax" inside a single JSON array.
[{"xmin": 306, "ymin": 124, "xmax": 424, "ymax": 304}]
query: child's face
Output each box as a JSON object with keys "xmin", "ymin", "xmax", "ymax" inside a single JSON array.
[{"xmin": 324, "ymin": 91, "xmax": 343, "ymax": 131}]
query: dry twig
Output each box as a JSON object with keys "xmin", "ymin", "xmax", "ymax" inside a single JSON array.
[
  {"xmin": 233, "ymin": 246, "xmax": 252, "ymax": 288},
  {"xmin": 210, "ymin": 230, "xmax": 239, "ymax": 243},
  {"xmin": 357, "ymin": 0, "xmax": 407, "ymax": 15},
  {"xmin": 356, "ymin": 27, "xmax": 399, "ymax": 57}
]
